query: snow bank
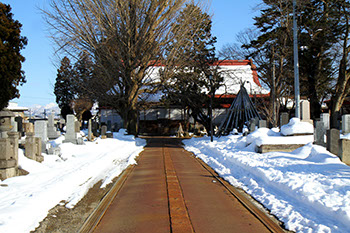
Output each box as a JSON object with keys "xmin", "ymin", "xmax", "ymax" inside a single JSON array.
[
  {"xmin": 246, "ymin": 128, "xmax": 314, "ymax": 147},
  {"xmin": 0, "ymin": 133, "xmax": 145, "ymax": 233},
  {"xmin": 281, "ymin": 118, "xmax": 314, "ymax": 136},
  {"xmin": 184, "ymin": 135, "xmax": 350, "ymax": 233}
]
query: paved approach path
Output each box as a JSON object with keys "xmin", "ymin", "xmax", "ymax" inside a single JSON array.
[{"xmin": 93, "ymin": 137, "xmax": 274, "ymax": 233}]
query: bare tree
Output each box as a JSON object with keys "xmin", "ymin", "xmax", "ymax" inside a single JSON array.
[{"xmin": 43, "ymin": 0, "xmax": 208, "ymax": 135}]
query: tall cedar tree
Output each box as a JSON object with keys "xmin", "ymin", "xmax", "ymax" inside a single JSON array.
[
  {"xmin": 299, "ymin": 0, "xmax": 338, "ymax": 119},
  {"xmin": 71, "ymin": 53, "xmax": 94, "ymax": 121},
  {"xmin": 0, "ymin": 3, "xmax": 27, "ymax": 110},
  {"xmin": 54, "ymin": 57, "xmax": 74, "ymax": 119},
  {"xmin": 162, "ymin": 4, "xmax": 220, "ymax": 133},
  {"xmin": 246, "ymin": 0, "xmax": 337, "ymax": 121},
  {"xmin": 244, "ymin": 0, "xmax": 294, "ymax": 125}
]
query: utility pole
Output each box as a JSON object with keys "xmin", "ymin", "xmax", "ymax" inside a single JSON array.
[
  {"xmin": 293, "ymin": 0, "xmax": 300, "ymax": 118},
  {"xmin": 209, "ymin": 75, "xmax": 213, "ymax": 142},
  {"xmin": 272, "ymin": 46, "xmax": 276, "ymax": 126}
]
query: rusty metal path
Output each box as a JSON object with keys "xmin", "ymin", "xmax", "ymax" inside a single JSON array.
[{"xmin": 90, "ymin": 137, "xmax": 285, "ymax": 233}]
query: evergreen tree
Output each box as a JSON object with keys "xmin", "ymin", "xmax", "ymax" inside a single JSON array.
[
  {"xmin": 162, "ymin": 4, "xmax": 221, "ymax": 133},
  {"xmin": 54, "ymin": 56, "xmax": 75, "ymax": 119},
  {"xmin": 243, "ymin": 0, "xmax": 294, "ymax": 125},
  {"xmin": 298, "ymin": 0, "xmax": 339, "ymax": 118},
  {"xmin": 0, "ymin": 3, "xmax": 27, "ymax": 110},
  {"xmin": 245, "ymin": 0, "xmax": 338, "ymax": 120}
]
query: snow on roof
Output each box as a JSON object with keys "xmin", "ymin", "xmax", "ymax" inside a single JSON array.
[
  {"xmin": 142, "ymin": 60, "xmax": 269, "ymax": 102},
  {"xmin": 215, "ymin": 62, "xmax": 269, "ymax": 95},
  {"xmin": 6, "ymin": 102, "xmax": 29, "ymax": 111}
]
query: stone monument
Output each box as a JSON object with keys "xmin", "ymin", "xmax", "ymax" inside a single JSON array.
[
  {"xmin": 35, "ymin": 120, "xmax": 49, "ymax": 153},
  {"xmin": 314, "ymin": 121, "xmax": 326, "ymax": 146},
  {"xmin": 280, "ymin": 113, "xmax": 289, "ymax": 127},
  {"xmin": 320, "ymin": 113, "xmax": 330, "ymax": 131},
  {"xmin": 63, "ymin": 114, "xmax": 78, "ymax": 144},
  {"xmin": 25, "ymin": 132, "xmax": 43, "ymax": 162},
  {"xmin": 327, "ymin": 129, "xmax": 340, "ymax": 155},
  {"xmin": 47, "ymin": 111, "xmax": 60, "ymax": 139},
  {"xmin": 342, "ymin": 114, "xmax": 350, "ymax": 134}
]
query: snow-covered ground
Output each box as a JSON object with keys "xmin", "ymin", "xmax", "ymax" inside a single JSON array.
[
  {"xmin": 184, "ymin": 125, "xmax": 350, "ymax": 233},
  {"xmin": 1, "ymin": 118, "xmax": 350, "ymax": 233},
  {"xmin": 0, "ymin": 130, "xmax": 145, "ymax": 233}
]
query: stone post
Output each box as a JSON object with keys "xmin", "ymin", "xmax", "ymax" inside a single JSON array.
[
  {"xmin": 300, "ymin": 100, "xmax": 310, "ymax": 120},
  {"xmin": 101, "ymin": 125, "xmax": 107, "ymax": 139},
  {"xmin": 341, "ymin": 114, "xmax": 350, "ymax": 134},
  {"xmin": 35, "ymin": 120, "xmax": 48, "ymax": 152},
  {"xmin": 63, "ymin": 114, "xmax": 77, "ymax": 144},
  {"xmin": 47, "ymin": 111, "xmax": 60, "ymax": 139},
  {"xmin": 249, "ymin": 119, "xmax": 257, "ymax": 133},
  {"xmin": 320, "ymin": 113, "xmax": 330, "ymax": 131},
  {"xmin": 314, "ymin": 121, "xmax": 326, "ymax": 146},
  {"xmin": 327, "ymin": 129, "xmax": 340, "ymax": 155},
  {"xmin": 88, "ymin": 119, "xmax": 92, "ymax": 141},
  {"xmin": 258, "ymin": 120, "xmax": 267, "ymax": 128},
  {"xmin": 280, "ymin": 113, "xmax": 289, "ymax": 127},
  {"xmin": 339, "ymin": 139, "xmax": 350, "ymax": 165},
  {"xmin": 25, "ymin": 132, "xmax": 37, "ymax": 160},
  {"xmin": 75, "ymin": 121, "xmax": 80, "ymax": 133}
]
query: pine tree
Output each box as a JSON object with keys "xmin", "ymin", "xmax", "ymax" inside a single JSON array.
[
  {"xmin": 298, "ymin": 0, "xmax": 339, "ymax": 118},
  {"xmin": 0, "ymin": 3, "xmax": 27, "ymax": 110},
  {"xmin": 245, "ymin": 0, "xmax": 339, "ymax": 120}
]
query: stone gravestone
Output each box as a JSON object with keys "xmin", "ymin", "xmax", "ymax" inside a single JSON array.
[
  {"xmin": 327, "ymin": 129, "xmax": 340, "ymax": 155},
  {"xmin": 300, "ymin": 100, "xmax": 313, "ymax": 124},
  {"xmin": 75, "ymin": 121, "xmax": 80, "ymax": 133},
  {"xmin": 35, "ymin": 120, "xmax": 49, "ymax": 153},
  {"xmin": 25, "ymin": 132, "xmax": 43, "ymax": 162},
  {"xmin": 249, "ymin": 119, "xmax": 257, "ymax": 133},
  {"xmin": 88, "ymin": 119, "xmax": 92, "ymax": 141},
  {"xmin": 320, "ymin": 113, "xmax": 330, "ymax": 131},
  {"xmin": 63, "ymin": 114, "xmax": 77, "ymax": 144},
  {"xmin": 280, "ymin": 113, "xmax": 289, "ymax": 127},
  {"xmin": 339, "ymin": 139, "xmax": 350, "ymax": 165},
  {"xmin": 101, "ymin": 125, "xmax": 107, "ymax": 139},
  {"xmin": 314, "ymin": 121, "xmax": 326, "ymax": 146},
  {"xmin": 258, "ymin": 120, "xmax": 267, "ymax": 128},
  {"xmin": 341, "ymin": 114, "xmax": 350, "ymax": 134},
  {"xmin": 47, "ymin": 111, "xmax": 60, "ymax": 139}
]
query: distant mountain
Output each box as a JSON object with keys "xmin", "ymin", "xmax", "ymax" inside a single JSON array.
[
  {"xmin": 26, "ymin": 103, "xmax": 61, "ymax": 119},
  {"xmin": 26, "ymin": 102, "xmax": 100, "ymax": 119}
]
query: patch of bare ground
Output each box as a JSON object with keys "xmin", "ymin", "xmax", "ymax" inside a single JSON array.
[{"xmin": 31, "ymin": 178, "xmax": 116, "ymax": 233}]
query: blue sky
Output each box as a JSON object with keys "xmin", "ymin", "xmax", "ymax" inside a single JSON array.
[{"xmin": 4, "ymin": 0, "xmax": 262, "ymax": 107}]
